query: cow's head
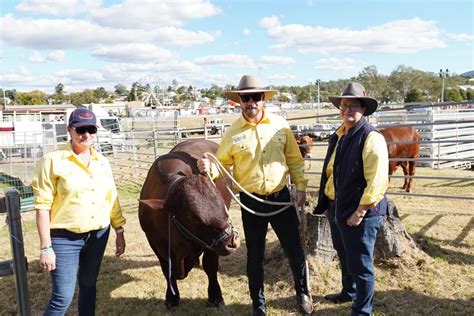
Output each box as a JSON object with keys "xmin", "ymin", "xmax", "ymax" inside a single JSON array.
[
  {"xmin": 140, "ymin": 174, "xmax": 240, "ymax": 256},
  {"xmin": 293, "ymin": 133, "xmax": 313, "ymax": 158}
]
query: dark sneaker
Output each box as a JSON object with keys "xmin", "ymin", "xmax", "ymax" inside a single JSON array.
[
  {"xmin": 252, "ymin": 307, "xmax": 266, "ymax": 316},
  {"xmin": 297, "ymin": 293, "xmax": 313, "ymax": 315},
  {"xmin": 324, "ymin": 293, "xmax": 353, "ymax": 304}
]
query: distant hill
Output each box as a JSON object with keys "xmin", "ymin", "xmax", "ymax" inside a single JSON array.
[{"xmin": 460, "ymin": 70, "xmax": 474, "ymax": 77}]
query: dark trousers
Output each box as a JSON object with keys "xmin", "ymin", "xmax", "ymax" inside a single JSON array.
[
  {"xmin": 240, "ymin": 187, "xmax": 308, "ymax": 310},
  {"xmin": 328, "ymin": 202, "xmax": 382, "ymax": 316},
  {"xmin": 45, "ymin": 226, "xmax": 110, "ymax": 316}
]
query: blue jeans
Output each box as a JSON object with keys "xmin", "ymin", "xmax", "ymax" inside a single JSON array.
[
  {"xmin": 240, "ymin": 188, "xmax": 308, "ymax": 311},
  {"xmin": 45, "ymin": 226, "xmax": 110, "ymax": 316},
  {"xmin": 327, "ymin": 204, "xmax": 356, "ymax": 300},
  {"xmin": 336, "ymin": 214, "xmax": 382, "ymax": 316}
]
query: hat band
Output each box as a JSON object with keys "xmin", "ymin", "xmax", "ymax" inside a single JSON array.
[{"xmin": 240, "ymin": 86, "xmax": 267, "ymax": 91}]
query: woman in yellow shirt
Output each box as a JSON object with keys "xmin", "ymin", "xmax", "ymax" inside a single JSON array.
[
  {"xmin": 33, "ymin": 108, "xmax": 126, "ymax": 315},
  {"xmin": 314, "ymin": 83, "xmax": 388, "ymax": 316}
]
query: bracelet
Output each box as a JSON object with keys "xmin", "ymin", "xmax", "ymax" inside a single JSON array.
[
  {"xmin": 40, "ymin": 246, "xmax": 54, "ymax": 254},
  {"xmin": 115, "ymin": 227, "xmax": 124, "ymax": 234}
]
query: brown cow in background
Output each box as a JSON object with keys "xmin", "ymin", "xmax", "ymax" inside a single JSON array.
[
  {"xmin": 380, "ymin": 126, "xmax": 421, "ymax": 192},
  {"xmin": 293, "ymin": 133, "xmax": 313, "ymax": 158}
]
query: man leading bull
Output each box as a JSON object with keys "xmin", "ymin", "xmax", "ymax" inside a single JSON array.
[{"xmin": 198, "ymin": 75, "xmax": 313, "ymax": 315}]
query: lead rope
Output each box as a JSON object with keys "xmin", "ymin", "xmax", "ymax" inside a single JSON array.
[
  {"xmin": 168, "ymin": 213, "xmax": 176, "ymax": 295},
  {"xmin": 204, "ymin": 152, "xmax": 293, "ymax": 217}
]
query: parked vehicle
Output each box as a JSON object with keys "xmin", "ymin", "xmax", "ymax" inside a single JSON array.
[{"xmin": 0, "ymin": 120, "xmax": 44, "ymax": 160}]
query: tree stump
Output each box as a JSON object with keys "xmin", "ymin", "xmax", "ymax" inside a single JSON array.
[
  {"xmin": 305, "ymin": 214, "xmax": 337, "ymax": 262},
  {"xmin": 304, "ymin": 199, "xmax": 417, "ymax": 263}
]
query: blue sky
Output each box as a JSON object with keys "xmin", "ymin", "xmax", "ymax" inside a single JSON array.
[{"xmin": 0, "ymin": 0, "xmax": 472, "ymax": 93}]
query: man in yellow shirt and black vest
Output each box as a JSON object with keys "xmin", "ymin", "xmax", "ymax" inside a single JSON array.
[{"xmin": 198, "ymin": 75, "xmax": 313, "ymax": 315}]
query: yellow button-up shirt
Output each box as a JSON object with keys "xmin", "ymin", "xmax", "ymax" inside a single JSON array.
[
  {"xmin": 324, "ymin": 126, "xmax": 388, "ymax": 206},
  {"xmin": 212, "ymin": 111, "xmax": 307, "ymax": 194},
  {"xmin": 32, "ymin": 143, "xmax": 125, "ymax": 233}
]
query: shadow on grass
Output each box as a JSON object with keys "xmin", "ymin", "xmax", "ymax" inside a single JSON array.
[
  {"xmin": 2, "ymin": 249, "xmax": 473, "ymax": 315},
  {"xmin": 412, "ymin": 233, "xmax": 474, "ymax": 265}
]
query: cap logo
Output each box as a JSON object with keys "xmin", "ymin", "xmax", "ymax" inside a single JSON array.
[{"xmin": 79, "ymin": 112, "xmax": 94, "ymax": 119}]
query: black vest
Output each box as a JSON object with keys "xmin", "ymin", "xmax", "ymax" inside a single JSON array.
[{"xmin": 314, "ymin": 118, "xmax": 387, "ymax": 223}]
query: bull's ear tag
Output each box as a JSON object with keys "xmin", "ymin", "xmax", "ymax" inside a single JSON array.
[{"xmin": 139, "ymin": 199, "xmax": 165, "ymax": 210}]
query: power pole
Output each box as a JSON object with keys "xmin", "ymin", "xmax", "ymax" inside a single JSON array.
[
  {"xmin": 316, "ymin": 79, "xmax": 321, "ymax": 122},
  {"xmin": 439, "ymin": 69, "xmax": 449, "ymax": 102}
]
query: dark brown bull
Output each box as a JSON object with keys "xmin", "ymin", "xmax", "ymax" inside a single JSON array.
[
  {"xmin": 293, "ymin": 133, "xmax": 313, "ymax": 158},
  {"xmin": 380, "ymin": 126, "xmax": 420, "ymax": 192},
  {"xmin": 138, "ymin": 139, "xmax": 240, "ymax": 309}
]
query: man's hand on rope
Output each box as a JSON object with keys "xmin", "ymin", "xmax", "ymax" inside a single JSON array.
[
  {"xmin": 297, "ymin": 190, "xmax": 306, "ymax": 208},
  {"xmin": 197, "ymin": 155, "xmax": 211, "ymax": 174}
]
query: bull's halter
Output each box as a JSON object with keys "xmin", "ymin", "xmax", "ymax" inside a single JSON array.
[{"xmin": 166, "ymin": 174, "xmax": 236, "ymax": 252}]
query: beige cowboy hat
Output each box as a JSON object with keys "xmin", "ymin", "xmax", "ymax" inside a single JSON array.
[
  {"xmin": 328, "ymin": 82, "xmax": 379, "ymax": 116},
  {"xmin": 225, "ymin": 75, "xmax": 278, "ymax": 103}
]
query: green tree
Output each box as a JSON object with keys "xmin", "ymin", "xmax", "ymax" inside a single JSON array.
[
  {"xmin": 114, "ymin": 84, "xmax": 128, "ymax": 97},
  {"xmin": 357, "ymin": 65, "xmax": 387, "ymax": 98},
  {"xmin": 459, "ymin": 88, "xmax": 467, "ymax": 100},
  {"xmin": 444, "ymin": 88, "xmax": 462, "ymax": 102},
  {"xmin": 70, "ymin": 89, "xmax": 98, "ymax": 106},
  {"xmin": 404, "ymin": 88, "xmax": 423, "ymax": 103},
  {"xmin": 15, "ymin": 90, "xmax": 47, "ymax": 104},
  {"xmin": 466, "ymin": 90, "xmax": 474, "ymax": 101},
  {"xmin": 389, "ymin": 65, "xmax": 426, "ymax": 102},
  {"xmin": 55, "ymin": 83, "xmax": 65, "ymax": 94},
  {"xmin": 49, "ymin": 83, "xmax": 67, "ymax": 104},
  {"xmin": 94, "ymin": 87, "xmax": 108, "ymax": 100}
]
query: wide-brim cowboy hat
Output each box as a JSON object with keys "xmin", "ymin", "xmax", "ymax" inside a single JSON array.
[
  {"xmin": 225, "ymin": 75, "xmax": 278, "ymax": 103},
  {"xmin": 328, "ymin": 82, "xmax": 379, "ymax": 116}
]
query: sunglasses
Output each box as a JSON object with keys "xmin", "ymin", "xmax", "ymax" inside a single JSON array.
[
  {"xmin": 239, "ymin": 93, "xmax": 263, "ymax": 102},
  {"xmin": 74, "ymin": 126, "xmax": 97, "ymax": 134}
]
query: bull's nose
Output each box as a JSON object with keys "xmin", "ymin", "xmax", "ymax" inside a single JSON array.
[{"xmin": 230, "ymin": 231, "xmax": 240, "ymax": 250}]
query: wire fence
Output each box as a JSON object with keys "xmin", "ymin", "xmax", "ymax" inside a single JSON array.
[{"xmin": 0, "ymin": 101, "xmax": 473, "ymax": 210}]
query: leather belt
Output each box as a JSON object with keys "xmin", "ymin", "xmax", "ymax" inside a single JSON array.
[{"xmin": 253, "ymin": 189, "xmax": 282, "ymax": 200}]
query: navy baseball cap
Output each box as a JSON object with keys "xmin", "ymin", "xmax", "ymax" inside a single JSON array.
[{"xmin": 68, "ymin": 108, "xmax": 97, "ymax": 128}]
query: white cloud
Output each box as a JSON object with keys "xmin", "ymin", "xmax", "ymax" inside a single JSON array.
[
  {"xmin": 194, "ymin": 54, "xmax": 256, "ymax": 68},
  {"xmin": 315, "ymin": 57, "xmax": 368, "ymax": 74},
  {"xmin": 0, "ymin": 14, "xmax": 217, "ymax": 50},
  {"xmin": 243, "ymin": 28, "xmax": 251, "ymax": 36},
  {"xmin": 15, "ymin": 0, "xmax": 100, "ymax": 16},
  {"xmin": 47, "ymin": 50, "xmax": 65, "ymax": 61},
  {"xmin": 29, "ymin": 51, "xmax": 46, "ymax": 63},
  {"xmin": 55, "ymin": 69, "xmax": 105, "ymax": 83},
  {"xmin": 260, "ymin": 16, "xmax": 446, "ymax": 54},
  {"xmin": 92, "ymin": 44, "xmax": 173, "ymax": 63},
  {"xmin": 154, "ymin": 27, "xmax": 219, "ymax": 47},
  {"xmin": 260, "ymin": 56, "xmax": 295, "ymax": 65},
  {"xmin": 91, "ymin": 0, "xmax": 221, "ymax": 29},
  {"xmin": 447, "ymin": 33, "xmax": 474, "ymax": 42},
  {"xmin": 267, "ymin": 74, "xmax": 297, "ymax": 81},
  {"xmin": 0, "ymin": 14, "xmax": 145, "ymax": 50}
]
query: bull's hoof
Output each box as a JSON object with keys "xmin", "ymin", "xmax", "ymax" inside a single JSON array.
[
  {"xmin": 206, "ymin": 299, "xmax": 225, "ymax": 308},
  {"xmin": 165, "ymin": 300, "xmax": 180, "ymax": 309}
]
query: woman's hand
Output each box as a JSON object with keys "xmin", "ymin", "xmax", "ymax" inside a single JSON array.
[
  {"xmin": 115, "ymin": 232, "xmax": 126, "ymax": 257},
  {"xmin": 39, "ymin": 251, "xmax": 56, "ymax": 272},
  {"xmin": 346, "ymin": 205, "xmax": 369, "ymax": 227}
]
